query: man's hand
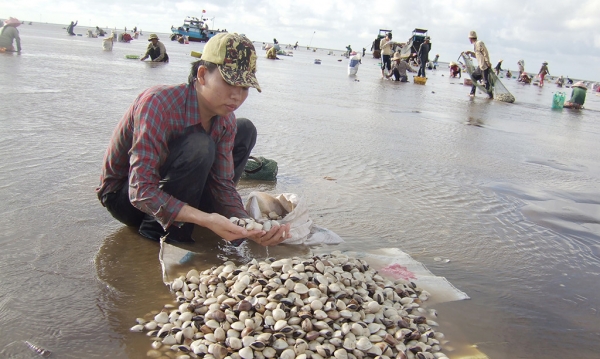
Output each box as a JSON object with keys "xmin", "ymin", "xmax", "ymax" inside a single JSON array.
[
  {"xmin": 247, "ymin": 223, "xmax": 291, "ymax": 247},
  {"xmin": 204, "ymin": 213, "xmax": 264, "ymax": 241}
]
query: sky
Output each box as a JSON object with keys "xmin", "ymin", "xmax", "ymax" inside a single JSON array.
[{"xmin": 2, "ymin": 0, "xmax": 599, "ymax": 81}]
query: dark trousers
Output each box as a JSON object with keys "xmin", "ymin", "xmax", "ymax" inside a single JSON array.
[
  {"xmin": 471, "ymin": 67, "xmax": 492, "ymax": 96},
  {"xmin": 381, "ymin": 55, "xmax": 391, "ymax": 72},
  {"xmin": 417, "ymin": 58, "xmax": 427, "ymax": 77},
  {"xmin": 391, "ymin": 69, "xmax": 408, "ymax": 82},
  {"xmin": 148, "ymin": 48, "xmax": 169, "ymax": 62},
  {"xmin": 101, "ymin": 118, "xmax": 257, "ymax": 242}
]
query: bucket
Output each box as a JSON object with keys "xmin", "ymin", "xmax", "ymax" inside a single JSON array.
[{"xmin": 552, "ymin": 92, "xmax": 566, "ymax": 109}]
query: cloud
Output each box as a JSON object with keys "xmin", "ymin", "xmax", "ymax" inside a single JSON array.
[{"xmin": 3, "ymin": 0, "xmax": 599, "ymax": 80}]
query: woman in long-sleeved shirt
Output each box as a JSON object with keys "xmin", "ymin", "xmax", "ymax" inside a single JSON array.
[{"xmin": 0, "ymin": 17, "xmax": 22, "ymax": 52}]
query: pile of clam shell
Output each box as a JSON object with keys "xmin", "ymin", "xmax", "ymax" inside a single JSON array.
[
  {"xmin": 132, "ymin": 253, "xmax": 449, "ymax": 359},
  {"xmin": 495, "ymin": 93, "xmax": 515, "ymax": 103}
]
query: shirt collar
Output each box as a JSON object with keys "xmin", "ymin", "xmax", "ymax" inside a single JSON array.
[{"xmin": 185, "ymin": 82, "xmax": 202, "ymax": 126}]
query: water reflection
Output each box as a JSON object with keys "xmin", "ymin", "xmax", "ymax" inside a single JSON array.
[{"xmin": 94, "ymin": 224, "xmax": 312, "ymax": 358}]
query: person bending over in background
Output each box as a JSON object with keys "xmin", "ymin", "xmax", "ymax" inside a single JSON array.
[
  {"xmin": 266, "ymin": 46, "xmax": 278, "ymax": 59},
  {"xmin": 141, "ymin": 34, "xmax": 169, "ymax": 62},
  {"xmin": 97, "ymin": 33, "xmax": 290, "ymax": 246},
  {"xmin": 563, "ymin": 81, "xmax": 587, "ymax": 109},
  {"xmin": 0, "ymin": 17, "xmax": 22, "ymax": 52},
  {"xmin": 494, "ymin": 60, "xmax": 503, "ymax": 75},
  {"xmin": 449, "ymin": 62, "xmax": 461, "ymax": 78},
  {"xmin": 518, "ymin": 72, "xmax": 531, "ymax": 84}
]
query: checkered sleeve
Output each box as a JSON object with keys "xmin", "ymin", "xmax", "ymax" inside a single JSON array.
[{"xmin": 128, "ymin": 92, "xmax": 185, "ymax": 229}]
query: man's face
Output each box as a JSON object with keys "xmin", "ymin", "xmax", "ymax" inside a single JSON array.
[
  {"xmin": 151, "ymin": 39, "xmax": 158, "ymax": 45},
  {"xmin": 198, "ymin": 67, "xmax": 250, "ymax": 117},
  {"xmin": 469, "ymin": 37, "xmax": 476, "ymax": 44}
]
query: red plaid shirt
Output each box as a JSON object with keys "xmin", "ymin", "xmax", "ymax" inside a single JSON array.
[{"xmin": 97, "ymin": 83, "xmax": 247, "ymax": 229}]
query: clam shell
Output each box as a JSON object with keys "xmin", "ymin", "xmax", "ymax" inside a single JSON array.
[{"xmin": 239, "ymin": 346, "xmax": 254, "ymax": 359}]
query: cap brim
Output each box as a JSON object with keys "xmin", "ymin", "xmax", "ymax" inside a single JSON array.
[{"xmin": 218, "ymin": 65, "xmax": 262, "ymax": 93}]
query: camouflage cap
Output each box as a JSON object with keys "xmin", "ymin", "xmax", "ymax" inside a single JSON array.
[{"xmin": 201, "ymin": 33, "xmax": 261, "ymax": 92}]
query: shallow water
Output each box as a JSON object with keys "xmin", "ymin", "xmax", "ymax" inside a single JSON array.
[{"xmin": 1, "ymin": 23, "xmax": 599, "ymax": 358}]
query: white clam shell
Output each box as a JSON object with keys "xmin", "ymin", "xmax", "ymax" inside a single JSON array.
[
  {"xmin": 272, "ymin": 308, "xmax": 286, "ymax": 321},
  {"xmin": 130, "ymin": 324, "xmax": 144, "ymax": 332},
  {"xmin": 263, "ymin": 221, "xmax": 272, "ymax": 231},
  {"xmin": 280, "ymin": 348, "xmax": 296, "ymax": 359},
  {"xmin": 154, "ymin": 312, "xmax": 169, "ymax": 324},
  {"xmin": 239, "ymin": 346, "xmax": 254, "ymax": 359},
  {"xmin": 294, "ymin": 283, "xmax": 309, "ymax": 294},
  {"xmin": 356, "ymin": 337, "xmax": 373, "ymax": 351}
]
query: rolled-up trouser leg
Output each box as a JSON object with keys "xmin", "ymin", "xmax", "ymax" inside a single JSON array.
[
  {"xmin": 483, "ymin": 68, "xmax": 492, "ymax": 96},
  {"xmin": 198, "ymin": 118, "xmax": 257, "ymax": 214},
  {"xmin": 418, "ymin": 60, "xmax": 426, "ymax": 77},
  {"xmin": 471, "ymin": 68, "xmax": 483, "ymax": 95},
  {"xmin": 138, "ymin": 132, "xmax": 215, "ymax": 242}
]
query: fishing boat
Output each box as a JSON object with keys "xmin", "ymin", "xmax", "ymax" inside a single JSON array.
[
  {"xmin": 400, "ymin": 28, "xmax": 429, "ymax": 62},
  {"xmin": 171, "ymin": 15, "xmax": 225, "ymax": 42}
]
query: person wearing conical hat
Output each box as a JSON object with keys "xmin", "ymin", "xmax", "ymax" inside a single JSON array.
[
  {"xmin": 463, "ymin": 30, "xmax": 493, "ymax": 98},
  {"xmin": 97, "ymin": 32, "xmax": 291, "ymax": 246},
  {"xmin": 494, "ymin": 59, "xmax": 503, "ymax": 75},
  {"xmin": 564, "ymin": 81, "xmax": 587, "ymax": 109},
  {"xmin": 0, "ymin": 17, "xmax": 22, "ymax": 52},
  {"xmin": 140, "ymin": 33, "xmax": 169, "ymax": 62},
  {"xmin": 537, "ymin": 61, "xmax": 550, "ymax": 87},
  {"xmin": 385, "ymin": 51, "xmax": 417, "ymax": 82},
  {"xmin": 449, "ymin": 61, "xmax": 462, "ymax": 78}
]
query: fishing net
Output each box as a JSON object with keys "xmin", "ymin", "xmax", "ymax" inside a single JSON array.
[{"xmin": 460, "ymin": 53, "xmax": 515, "ymax": 103}]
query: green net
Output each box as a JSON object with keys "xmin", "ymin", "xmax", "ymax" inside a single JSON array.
[
  {"xmin": 460, "ymin": 53, "xmax": 515, "ymax": 103},
  {"xmin": 241, "ymin": 156, "xmax": 278, "ymax": 181}
]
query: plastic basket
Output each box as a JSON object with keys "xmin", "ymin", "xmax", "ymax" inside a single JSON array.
[{"xmin": 413, "ymin": 76, "xmax": 427, "ymax": 85}]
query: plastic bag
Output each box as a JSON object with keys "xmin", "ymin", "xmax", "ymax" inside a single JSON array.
[
  {"xmin": 552, "ymin": 92, "xmax": 566, "ymax": 109},
  {"xmin": 245, "ymin": 191, "xmax": 344, "ymax": 245}
]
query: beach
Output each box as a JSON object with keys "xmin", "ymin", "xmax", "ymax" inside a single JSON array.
[{"xmin": 0, "ymin": 23, "xmax": 599, "ymax": 358}]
